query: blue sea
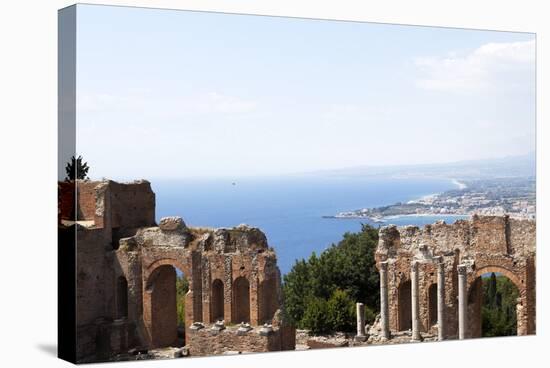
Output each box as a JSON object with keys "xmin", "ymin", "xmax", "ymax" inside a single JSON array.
[{"xmin": 152, "ymin": 176, "xmax": 466, "ymax": 274}]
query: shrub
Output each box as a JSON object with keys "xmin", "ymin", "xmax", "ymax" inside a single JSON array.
[
  {"xmin": 327, "ymin": 289, "xmax": 356, "ymax": 332},
  {"xmin": 364, "ymin": 304, "xmax": 376, "ymax": 325},
  {"xmin": 301, "ymin": 297, "xmax": 331, "ymax": 334}
]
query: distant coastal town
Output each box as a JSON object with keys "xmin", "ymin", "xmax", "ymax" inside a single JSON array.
[{"xmin": 324, "ymin": 176, "xmax": 536, "ymax": 222}]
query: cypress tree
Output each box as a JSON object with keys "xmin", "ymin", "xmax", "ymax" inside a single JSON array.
[{"xmin": 487, "ymin": 272, "xmax": 497, "ymax": 307}]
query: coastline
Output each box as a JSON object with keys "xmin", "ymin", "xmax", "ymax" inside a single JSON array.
[
  {"xmin": 326, "ymin": 176, "xmax": 469, "ymax": 223},
  {"xmin": 412, "ymin": 177, "xmax": 466, "ymax": 203},
  {"xmin": 383, "ymin": 213, "xmax": 469, "ymax": 220},
  {"xmin": 325, "ymin": 212, "xmax": 469, "ymax": 221},
  {"xmin": 325, "ymin": 175, "xmax": 535, "ymax": 224}
]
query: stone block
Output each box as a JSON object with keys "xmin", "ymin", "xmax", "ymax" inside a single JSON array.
[{"xmin": 159, "ymin": 216, "xmax": 186, "ymax": 232}]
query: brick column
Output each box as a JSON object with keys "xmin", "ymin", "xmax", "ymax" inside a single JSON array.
[
  {"xmin": 411, "ymin": 261, "xmax": 421, "ymax": 341},
  {"xmin": 380, "ymin": 261, "xmax": 390, "ymax": 340},
  {"xmin": 223, "ymin": 256, "xmax": 233, "ymax": 323},
  {"xmin": 437, "ymin": 258, "xmax": 446, "ymax": 341},
  {"xmin": 458, "ymin": 264, "xmax": 468, "ymax": 339}
]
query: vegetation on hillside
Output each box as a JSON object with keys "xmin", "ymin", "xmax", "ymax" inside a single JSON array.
[
  {"xmin": 482, "ymin": 273, "xmax": 519, "ymax": 337},
  {"xmin": 283, "ymin": 224, "xmax": 380, "ymax": 334}
]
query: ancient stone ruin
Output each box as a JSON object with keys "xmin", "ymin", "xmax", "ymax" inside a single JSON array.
[
  {"xmin": 374, "ymin": 215, "xmax": 536, "ymax": 341},
  {"xmin": 58, "ymin": 180, "xmax": 295, "ymax": 361},
  {"xmin": 58, "ymin": 179, "xmax": 536, "ymax": 360}
]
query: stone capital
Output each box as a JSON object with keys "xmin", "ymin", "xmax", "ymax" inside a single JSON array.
[
  {"xmin": 436, "ymin": 257, "xmax": 445, "ymax": 272},
  {"xmin": 410, "ymin": 260, "xmax": 419, "ymax": 272}
]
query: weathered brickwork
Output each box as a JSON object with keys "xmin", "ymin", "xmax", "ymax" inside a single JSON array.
[
  {"xmin": 186, "ymin": 322, "xmax": 295, "ymax": 356},
  {"xmin": 375, "ymin": 215, "xmax": 536, "ymax": 340},
  {"xmin": 59, "ymin": 180, "xmax": 294, "ymax": 361}
]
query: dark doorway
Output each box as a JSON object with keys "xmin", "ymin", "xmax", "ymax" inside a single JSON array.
[
  {"xmin": 211, "ymin": 279, "xmax": 224, "ymax": 322},
  {"xmin": 116, "ymin": 276, "xmax": 128, "ymax": 318},
  {"xmin": 232, "ymin": 277, "xmax": 250, "ymax": 324},
  {"xmin": 147, "ymin": 265, "xmax": 187, "ymax": 348},
  {"xmin": 259, "ymin": 278, "xmax": 277, "ymax": 324},
  {"xmin": 398, "ymin": 280, "xmax": 412, "ymax": 331},
  {"xmin": 428, "ymin": 283, "xmax": 438, "ymax": 326}
]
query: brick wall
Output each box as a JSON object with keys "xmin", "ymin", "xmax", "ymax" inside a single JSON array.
[
  {"xmin": 186, "ymin": 325, "xmax": 287, "ymax": 356},
  {"xmin": 58, "ymin": 181, "xmax": 75, "ymax": 221},
  {"xmin": 109, "ymin": 181, "xmax": 156, "ymax": 229},
  {"xmin": 76, "ymin": 181, "xmax": 98, "ymax": 221}
]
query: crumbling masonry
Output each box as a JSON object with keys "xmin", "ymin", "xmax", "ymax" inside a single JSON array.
[
  {"xmin": 58, "ymin": 180, "xmax": 295, "ymax": 361},
  {"xmin": 374, "ymin": 216, "xmax": 536, "ymax": 340}
]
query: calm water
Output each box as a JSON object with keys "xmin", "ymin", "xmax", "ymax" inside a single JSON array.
[{"xmin": 152, "ymin": 176, "xmax": 466, "ymax": 274}]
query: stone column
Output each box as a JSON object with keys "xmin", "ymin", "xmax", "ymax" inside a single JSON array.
[
  {"xmin": 355, "ymin": 302, "xmax": 367, "ymax": 341},
  {"xmin": 458, "ymin": 264, "xmax": 468, "ymax": 339},
  {"xmin": 411, "ymin": 261, "xmax": 421, "ymax": 341},
  {"xmin": 379, "ymin": 261, "xmax": 390, "ymax": 340},
  {"xmin": 436, "ymin": 258, "xmax": 445, "ymax": 341}
]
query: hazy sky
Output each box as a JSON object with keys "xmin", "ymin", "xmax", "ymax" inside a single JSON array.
[{"xmin": 76, "ymin": 4, "xmax": 535, "ymax": 180}]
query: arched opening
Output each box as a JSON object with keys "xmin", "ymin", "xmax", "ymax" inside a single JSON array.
[
  {"xmin": 398, "ymin": 280, "xmax": 412, "ymax": 331},
  {"xmin": 259, "ymin": 278, "xmax": 277, "ymax": 324},
  {"xmin": 211, "ymin": 279, "xmax": 224, "ymax": 322},
  {"xmin": 469, "ymin": 271, "xmax": 520, "ymax": 338},
  {"xmin": 428, "ymin": 283, "xmax": 437, "ymax": 327},
  {"xmin": 232, "ymin": 277, "xmax": 250, "ymax": 324},
  {"xmin": 116, "ymin": 276, "xmax": 128, "ymax": 318},
  {"xmin": 146, "ymin": 265, "xmax": 188, "ymax": 348},
  {"xmin": 481, "ymin": 272, "xmax": 519, "ymax": 337}
]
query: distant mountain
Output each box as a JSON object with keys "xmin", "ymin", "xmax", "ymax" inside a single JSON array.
[{"xmin": 304, "ymin": 152, "xmax": 535, "ymax": 180}]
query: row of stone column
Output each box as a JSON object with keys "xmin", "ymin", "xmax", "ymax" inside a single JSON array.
[{"xmin": 362, "ymin": 259, "xmax": 468, "ymax": 341}]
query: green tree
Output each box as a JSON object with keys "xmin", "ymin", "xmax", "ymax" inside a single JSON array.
[
  {"xmin": 281, "ymin": 258, "xmax": 312, "ymax": 326},
  {"xmin": 486, "ymin": 272, "xmax": 497, "ymax": 308},
  {"xmin": 283, "ymin": 224, "xmax": 380, "ymax": 333},
  {"xmin": 65, "ymin": 155, "xmax": 90, "ymax": 181},
  {"xmin": 481, "ymin": 275, "xmax": 519, "ymax": 337}
]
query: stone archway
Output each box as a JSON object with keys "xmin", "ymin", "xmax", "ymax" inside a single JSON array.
[
  {"xmin": 473, "ymin": 266, "xmax": 522, "ymax": 289},
  {"xmin": 143, "ymin": 259, "xmax": 191, "ymax": 348},
  {"xmin": 468, "ymin": 266, "xmax": 523, "ymax": 338},
  {"xmin": 145, "ymin": 265, "xmax": 178, "ymax": 348}
]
